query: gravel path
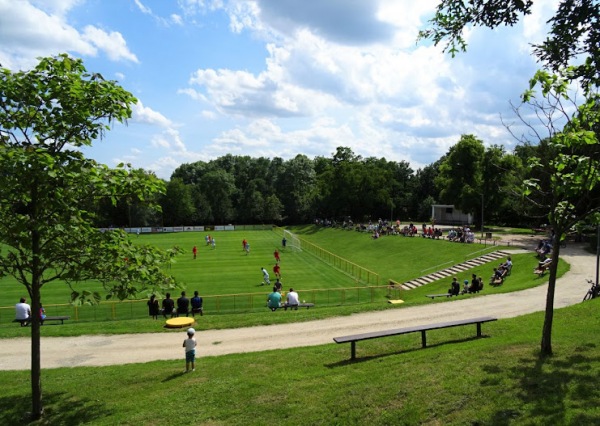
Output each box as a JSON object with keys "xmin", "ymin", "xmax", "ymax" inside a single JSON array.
[{"xmin": 0, "ymin": 238, "xmax": 596, "ymax": 371}]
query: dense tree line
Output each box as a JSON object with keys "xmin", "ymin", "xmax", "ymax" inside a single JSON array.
[{"xmin": 95, "ymin": 140, "xmax": 553, "ymax": 228}]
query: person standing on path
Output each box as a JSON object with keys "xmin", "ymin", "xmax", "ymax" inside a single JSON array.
[{"xmin": 182, "ymin": 328, "xmax": 197, "ymax": 373}]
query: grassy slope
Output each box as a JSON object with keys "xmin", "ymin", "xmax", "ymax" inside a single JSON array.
[
  {"xmin": 0, "ymin": 226, "xmax": 592, "ymax": 424},
  {"xmin": 1, "ymin": 300, "xmax": 599, "ymax": 425},
  {"xmin": 0, "ymin": 227, "xmax": 568, "ymax": 337}
]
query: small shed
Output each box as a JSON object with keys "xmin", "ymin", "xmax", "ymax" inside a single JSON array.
[{"xmin": 431, "ymin": 205, "xmax": 472, "ymax": 225}]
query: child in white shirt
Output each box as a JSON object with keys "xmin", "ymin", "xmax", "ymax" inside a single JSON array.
[{"xmin": 183, "ymin": 328, "xmax": 197, "ymax": 373}]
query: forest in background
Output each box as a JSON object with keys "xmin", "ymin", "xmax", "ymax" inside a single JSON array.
[{"xmin": 97, "ymin": 135, "xmax": 570, "ymax": 229}]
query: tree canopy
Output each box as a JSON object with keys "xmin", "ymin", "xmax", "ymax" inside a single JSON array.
[
  {"xmin": 419, "ymin": 0, "xmax": 600, "ymax": 87},
  {"xmin": 0, "ymin": 54, "xmax": 179, "ymax": 420}
]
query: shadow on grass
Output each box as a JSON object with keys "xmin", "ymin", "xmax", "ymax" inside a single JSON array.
[
  {"xmin": 0, "ymin": 391, "xmax": 112, "ymax": 425},
  {"xmin": 326, "ymin": 335, "xmax": 492, "ymax": 367},
  {"xmin": 162, "ymin": 371, "xmax": 189, "ymax": 382},
  {"xmin": 482, "ymin": 343, "xmax": 600, "ymax": 425}
]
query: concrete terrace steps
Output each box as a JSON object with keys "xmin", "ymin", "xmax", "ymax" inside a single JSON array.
[{"xmin": 400, "ymin": 250, "xmax": 511, "ymax": 290}]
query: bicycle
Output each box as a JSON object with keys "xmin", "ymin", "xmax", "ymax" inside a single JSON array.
[{"xmin": 582, "ymin": 279, "xmax": 600, "ymax": 301}]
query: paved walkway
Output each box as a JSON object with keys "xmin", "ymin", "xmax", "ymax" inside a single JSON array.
[{"xmin": 0, "ymin": 242, "xmax": 596, "ymax": 371}]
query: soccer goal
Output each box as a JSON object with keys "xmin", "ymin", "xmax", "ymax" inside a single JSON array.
[{"xmin": 283, "ymin": 229, "xmax": 302, "ymax": 252}]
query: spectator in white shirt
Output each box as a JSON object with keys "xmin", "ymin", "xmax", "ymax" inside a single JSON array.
[
  {"xmin": 285, "ymin": 288, "xmax": 300, "ymax": 310},
  {"xmin": 15, "ymin": 297, "xmax": 31, "ymax": 326}
]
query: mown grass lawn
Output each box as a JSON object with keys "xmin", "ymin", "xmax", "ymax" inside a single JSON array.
[
  {"xmin": 1, "ymin": 299, "xmax": 599, "ymax": 425},
  {"xmin": 0, "ymin": 225, "xmax": 592, "ymax": 424},
  {"xmin": 0, "ymin": 226, "xmax": 567, "ymax": 338}
]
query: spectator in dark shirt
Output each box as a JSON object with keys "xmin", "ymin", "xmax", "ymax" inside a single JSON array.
[
  {"xmin": 191, "ymin": 291, "xmax": 203, "ymax": 317},
  {"xmin": 177, "ymin": 291, "xmax": 190, "ymax": 317},
  {"xmin": 161, "ymin": 293, "xmax": 175, "ymax": 318}
]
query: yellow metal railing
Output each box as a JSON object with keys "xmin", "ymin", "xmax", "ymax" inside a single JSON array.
[
  {"xmin": 0, "ymin": 285, "xmax": 397, "ymax": 323},
  {"xmin": 274, "ymin": 227, "xmax": 380, "ymax": 285}
]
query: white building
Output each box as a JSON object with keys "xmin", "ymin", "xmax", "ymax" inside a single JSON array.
[{"xmin": 431, "ymin": 205, "xmax": 473, "ymax": 225}]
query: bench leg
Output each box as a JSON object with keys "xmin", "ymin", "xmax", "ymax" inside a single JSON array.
[
  {"xmin": 421, "ymin": 330, "xmax": 427, "ymax": 347},
  {"xmin": 350, "ymin": 342, "xmax": 356, "ymax": 360},
  {"xmin": 476, "ymin": 322, "xmax": 482, "ymax": 337}
]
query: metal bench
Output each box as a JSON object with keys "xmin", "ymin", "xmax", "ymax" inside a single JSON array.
[
  {"xmin": 425, "ymin": 293, "xmax": 452, "ymax": 299},
  {"xmin": 269, "ymin": 303, "xmax": 315, "ymax": 311},
  {"xmin": 13, "ymin": 316, "xmax": 70, "ymax": 326},
  {"xmin": 333, "ymin": 316, "xmax": 497, "ymax": 360}
]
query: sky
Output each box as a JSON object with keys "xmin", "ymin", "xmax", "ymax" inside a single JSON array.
[{"xmin": 0, "ymin": 0, "xmax": 559, "ymax": 179}]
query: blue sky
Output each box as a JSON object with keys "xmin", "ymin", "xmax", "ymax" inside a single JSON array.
[{"xmin": 0, "ymin": 0, "xmax": 558, "ymax": 179}]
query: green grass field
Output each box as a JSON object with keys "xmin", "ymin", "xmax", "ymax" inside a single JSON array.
[
  {"xmin": 0, "ymin": 226, "xmax": 567, "ymax": 336},
  {"xmin": 2, "ymin": 300, "xmax": 599, "ymax": 425},
  {"xmin": 0, "ymin": 225, "xmax": 593, "ymax": 425}
]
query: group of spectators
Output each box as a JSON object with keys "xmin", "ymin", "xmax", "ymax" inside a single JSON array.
[
  {"xmin": 446, "ymin": 256, "xmax": 512, "ymax": 296},
  {"xmin": 148, "ymin": 291, "xmax": 204, "ymax": 319},
  {"xmin": 535, "ymin": 239, "xmax": 553, "ymax": 259},
  {"xmin": 317, "ymin": 216, "xmax": 484, "ymax": 245},
  {"xmin": 267, "ymin": 286, "xmax": 301, "ymax": 311},
  {"xmin": 448, "ymin": 273, "xmax": 485, "ymax": 296},
  {"xmin": 446, "ymin": 226, "xmax": 476, "ymax": 243},
  {"xmin": 490, "ymin": 257, "xmax": 513, "ymax": 286}
]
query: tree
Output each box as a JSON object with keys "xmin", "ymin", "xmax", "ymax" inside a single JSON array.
[
  {"xmin": 419, "ymin": 0, "xmax": 600, "ymax": 87},
  {"xmin": 519, "ymin": 69, "xmax": 600, "ymax": 355},
  {"xmin": 435, "ymin": 134, "xmax": 485, "ymax": 220},
  {"xmin": 420, "ymin": 1, "xmax": 600, "ymax": 357},
  {"xmin": 0, "ymin": 55, "xmax": 179, "ymax": 420},
  {"xmin": 277, "ymin": 154, "xmax": 317, "ymax": 224},
  {"xmin": 198, "ymin": 169, "xmax": 236, "ymax": 224},
  {"xmin": 161, "ymin": 178, "xmax": 196, "ymax": 226}
]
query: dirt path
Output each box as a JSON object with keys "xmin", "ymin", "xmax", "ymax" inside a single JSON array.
[{"xmin": 0, "ymin": 239, "xmax": 596, "ymax": 371}]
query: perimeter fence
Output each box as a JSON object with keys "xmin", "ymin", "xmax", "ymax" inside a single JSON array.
[
  {"xmin": 273, "ymin": 227, "xmax": 380, "ymax": 286},
  {"xmin": 0, "ymin": 285, "xmax": 399, "ymax": 323}
]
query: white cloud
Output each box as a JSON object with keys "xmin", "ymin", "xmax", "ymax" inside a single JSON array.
[
  {"xmin": 82, "ymin": 26, "xmax": 139, "ymax": 63},
  {"xmin": 132, "ymin": 101, "xmax": 173, "ymax": 127},
  {"xmin": 171, "ymin": 14, "xmax": 183, "ymax": 25},
  {"xmin": 0, "ymin": 0, "xmax": 138, "ymax": 69},
  {"xmin": 134, "ymin": 0, "xmax": 152, "ymax": 15},
  {"xmin": 30, "ymin": 0, "xmax": 82, "ymax": 16},
  {"xmin": 151, "ymin": 128, "xmax": 187, "ymax": 152}
]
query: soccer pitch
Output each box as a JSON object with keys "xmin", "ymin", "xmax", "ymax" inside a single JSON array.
[{"xmin": 0, "ymin": 229, "xmax": 360, "ymax": 307}]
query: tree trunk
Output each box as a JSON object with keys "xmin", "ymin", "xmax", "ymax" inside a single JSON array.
[
  {"xmin": 540, "ymin": 239, "xmax": 561, "ymax": 356},
  {"xmin": 30, "ymin": 280, "xmax": 43, "ymax": 419},
  {"xmin": 30, "ymin": 216, "xmax": 43, "ymax": 420}
]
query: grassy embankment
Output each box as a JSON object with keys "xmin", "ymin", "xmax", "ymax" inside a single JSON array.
[{"xmin": 0, "ymin": 226, "xmax": 566, "ymax": 337}]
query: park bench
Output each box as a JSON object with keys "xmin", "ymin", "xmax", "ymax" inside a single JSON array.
[
  {"xmin": 425, "ymin": 293, "xmax": 452, "ymax": 299},
  {"xmin": 269, "ymin": 303, "xmax": 315, "ymax": 311},
  {"xmin": 13, "ymin": 316, "xmax": 70, "ymax": 326},
  {"xmin": 333, "ymin": 316, "xmax": 497, "ymax": 360},
  {"xmin": 283, "ymin": 303, "xmax": 314, "ymax": 311}
]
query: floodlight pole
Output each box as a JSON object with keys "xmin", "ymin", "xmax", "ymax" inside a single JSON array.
[
  {"xmin": 596, "ymin": 223, "xmax": 600, "ymax": 285},
  {"xmin": 480, "ymin": 193, "xmax": 484, "ymax": 238}
]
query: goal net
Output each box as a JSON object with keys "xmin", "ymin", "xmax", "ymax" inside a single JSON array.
[{"xmin": 283, "ymin": 229, "xmax": 302, "ymax": 252}]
